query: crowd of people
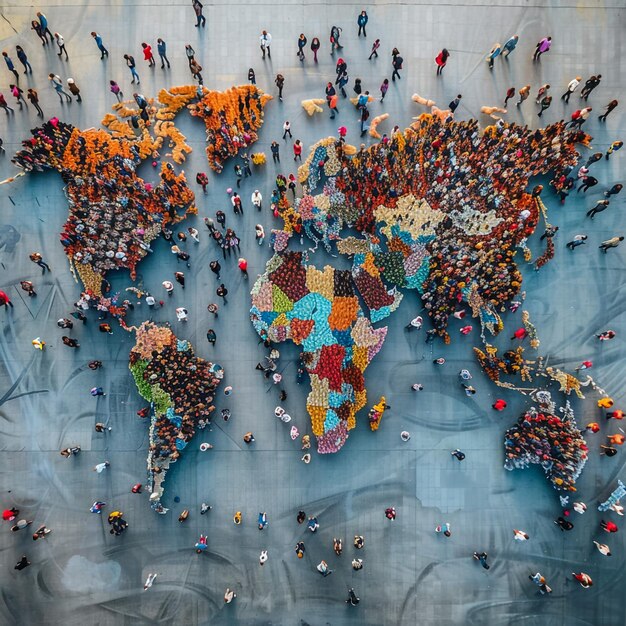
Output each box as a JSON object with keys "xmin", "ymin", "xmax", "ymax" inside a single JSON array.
[{"xmin": 0, "ymin": 3, "xmax": 623, "ymax": 616}]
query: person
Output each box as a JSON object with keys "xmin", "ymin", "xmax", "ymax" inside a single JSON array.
[
  {"xmin": 190, "ymin": 58, "xmax": 203, "ymax": 84},
  {"xmin": 156, "ymin": 38, "xmax": 170, "ymax": 68},
  {"xmin": 233, "ymin": 511, "xmax": 242, "ymax": 525},
  {"xmin": 243, "ymin": 432, "xmax": 255, "ymax": 444},
  {"xmin": 533, "ymin": 36, "xmax": 552, "ymax": 61},
  {"xmin": 561, "ymin": 76, "xmax": 581, "ymax": 103},
  {"xmin": 27, "ymin": 88, "xmax": 43, "ymax": 116},
  {"xmin": 143, "ymin": 573, "xmax": 157, "ymax": 590},
  {"xmin": 606, "ymin": 410, "xmax": 624, "ymax": 421},
  {"xmin": 449, "ymin": 94, "xmax": 462, "ymax": 112},
  {"xmin": 258, "ymin": 512, "xmax": 268, "ymax": 530},
  {"xmin": 392, "ymin": 49, "xmax": 403, "ymax": 80},
  {"xmin": 352, "ymin": 558, "xmax": 363, "ymax": 570},
  {"xmin": 572, "ymin": 502, "xmax": 587, "ymax": 514},
  {"xmin": 604, "ymin": 183, "xmax": 623, "ymax": 198},
  {"xmin": 66, "ymin": 78, "xmax": 81, "ymax": 102},
  {"xmin": 486, "ymin": 43, "xmax": 501, "ymax": 69},
  {"xmin": 110, "ymin": 80, "xmax": 123, "ymax": 102},
  {"xmin": 141, "ymin": 42, "xmax": 155, "ymax": 67},
  {"xmin": 196, "ymin": 172, "xmax": 208, "ymax": 193},
  {"xmin": 504, "ymin": 87, "xmax": 515, "ymax": 107},
  {"xmin": 193, "ymin": 0, "xmax": 206, "ymax": 27},
  {"xmin": 124, "ymin": 54, "xmax": 140, "ymax": 83},
  {"xmin": 195, "ymin": 534, "xmax": 208, "ymax": 552},
  {"xmin": 174, "ymin": 271, "xmax": 185, "ymax": 288},
  {"xmin": 599, "ymin": 100, "xmax": 618, "ymax": 121},
  {"xmin": 587, "ymin": 200, "xmax": 610, "ymax": 219},
  {"xmin": 251, "ymin": 190, "xmax": 263, "ymax": 212},
  {"xmin": 601, "ymin": 519, "xmax": 618, "ymax": 533},
  {"xmin": 90, "ymin": 501, "xmax": 106, "ymax": 514},
  {"xmin": 297, "ymin": 511, "xmax": 306, "ymax": 524},
  {"xmin": 580, "ymin": 74, "xmax": 601, "ymax": 99},
  {"xmin": 316, "ymin": 560, "xmax": 332, "ymax": 576},
  {"xmin": 566, "ymin": 235, "xmax": 588, "ymax": 249},
  {"xmin": 260, "ymin": 30, "xmax": 272, "ymax": 59},
  {"xmin": 185, "ymin": 44, "xmax": 195, "ymax": 67},
  {"xmin": 577, "ymin": 175, "xmax": 598, "ymax": 193},
  {"xmin": 354, "ymin": 534, "xmax": 365, "ymax": 549},
  {"xmin": 538, "ymin": 95, "xmax": 552, "ymax": 117},
  {"xmin": 529, "ymin": 572, "xmax": 552, "ymax": 594},
  {"xmin": 283, "ymin": 120, "xmax": 292, "ymax": 139},
  {"xmin": 216, "ymin": 284, "xmax": 228, "ymax": 303},
  {"xmin": 275, "ymin": 74, "xmax": 284, "ymax": 101},
  {"xmin": 307, "ymin": 516, "xmax": 319, "ymax": 532},
  {"xmin": 435, "ymin": 48, "xmax": 449, "ymax": 75},
  {"xmin": 224, "ymin": 588, "xmax": 236, "ymax": 603},
  {"xmin": 513, "ymin": 529, "xmax": 529, "ymax": 541},
  {"xmin": 14, "ymin": 556, "xmax": 30, "ymax": 571},
  {"xmin": 259, "ymin": 550, "xmax": 268, "ymax": 566},
  {"xmin": 369, "ymin": 38, "xmax": 380, "ymax": 59},
  {"xmin": 20, "ymin": 281, "xmax": 36, "ymax": 297},
  {"xmin": 357, "ymin": 10, "xmax": 368, "ymax": 36},
  {"xmin": 593, "ymin": 541, "xmax": 611, "ymax": 556},
  {"xmin": 200, "ymin": 503, "xmax": 211, "ymax": 514},
  {"xmin": 599, "ymin": 236, "xmax": 624, "ymax": 253},
  {"xmin": 94, "ymin": 461, "xmax": 110, "ymax": 473},
  {"xmin": 206, "ymin": 329, "xmax": 216, "ymax": 345},
  {"xmin": 346, "ymin": 588, "xmax": 360, "ymax": 606},
  {"xmin": 295, "ymin": 541, "xmax": 305, "ymax": 558},
  {"xmin": 401, "ymin": 431, "xmax": 411, "ymax": 442},
  {"xmin": 385, "ymin": 507, "xmax": 396, "ymax": 520},
  {"xmin": 329, "ymin": 25, "xmax": 342, "ymax": 52},
  {"xmin": 2, "ymin": 507, "xmax": 19, "ymax": 521},
  {"xmin": 293, "ymin": 139, "xmax": 303, "ymax": 161},
  {"xmin": 328, "ymin": 92, "xmax": 339, "ymax": 119},
  {"xmin": 502, "ymin": 35, "xmax": 519, "ymax": 57},
  {"xmin": 54, "ymin": 32, "xmax": 69, "ymax": 60},
  {"xmin": 62, "ymin": 336, "xmax": 80, "ymax": 348},
  {"xmin": 91, "ymin": 32, "xmax": 109, "ymax": 59},
  {"xmin": 473, "ymin": 551, "xmax": 490, "ymax": 569},
  {"xmin": 333, "ymin": 537, "xmax": 342, "ymax": 555},
  {"xmin": 380, "ymin": 78, "xmax": 389, "ymax": 102},
  {"xmin": 606, "ymin": 140, "xmax": 623, "ymax": 160},
  {"xmin": 310, "ymin": 37, "xmax": 320, "ymax": 62},
  {"xmin": 572, "ymin": 572, "xmax": 593, "ymax": 588},
  {"xmin": 176, "ymin": 307, "xmax": 188, "ymax": 322},
  {"xmin": 95, "ymin": 422, "xmax": 111, "ymax": 433},
  {"xmin": 15, "ymin": 46, "xmax": 32, "ymax": 74},
  {"xmin": 493, "ymin": 399, "xmax": 507, "ymax": 410},
  {"xmin": 49, "ymin": 74, "xmax": 72, "ymax": 102},
  {"xmin": 32, "ymin": 337, "xmax": 45, "ymax": 350},
  {"xmin": 36, "ymin": 11, "xmax": 53, "ymax": 41},
  {"xmin": 451, "ymin": 448, "xmax": 466, "ymax": 461},
  {"xmin": 31, "ymin": 20, "xmax": 47, "ymax": 45},
  {"xmin": 554, "ymin": 516, "xmax": 574, "ymax": 531},
  {"xmin": 435, "ymin": 522, "xmax": 451, "ymax": 537},
  {"xmin": 297, "ymin": 34, "xmax": 307, "ymax": 61},
  {"xmin": 238, "ymin": 257, "xmax": 248, "ymax": 278}
]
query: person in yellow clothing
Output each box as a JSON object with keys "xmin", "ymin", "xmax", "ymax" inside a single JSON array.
[
  {"xmin": 32, "ymin": 337, "xmax": 45, "ymax": 350},
  {"xmin": 233, "ymin": 511, "xmax": 242, "ymax": 525},
  {"xmin": 597, "ymin": 397, "xmax": 614, "ymax": 409}
]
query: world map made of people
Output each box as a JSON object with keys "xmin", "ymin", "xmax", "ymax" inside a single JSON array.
[{"xmin": 9, "ymin": 84, "xmax": 594, "ymax": 505}]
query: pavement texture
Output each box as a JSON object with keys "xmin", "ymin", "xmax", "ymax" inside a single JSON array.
[{"xmin": 0, "ymin": 1, "xmax": 625, "ymax": 625}]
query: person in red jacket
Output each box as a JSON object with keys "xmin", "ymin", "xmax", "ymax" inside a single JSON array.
[
  {"xmin": 511, "ymin": 327, "xmax": 527, "ymax": 340},
  {"xmin": 238, "ymin": 257, "xmax": 248, "ymax": 278},
  {"xmin": 293, "ymin": 139, "xmax": 303, "ymax": 161},
  {"xmin": 601, "ymin": 520, "xmax": 618, "ymax": 533},
  {"xmin": 141, "ymin": 42, "xmax": 155, "ymax": 66},
  {"xmin": 492, "ymin": 399, "xmax": 507, "ymax": 411},
  {"xmin": 606, "ymin": 410, "xmax": 624, "ymax": 420},
  {"xmin": 0, "ymin": 290, "xmax": 14, "ymax": 308}
]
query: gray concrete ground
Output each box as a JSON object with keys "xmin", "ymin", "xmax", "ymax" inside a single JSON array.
[{"xmin": 0, "ymin": 1, "xmax": 625, "ymax": 624}]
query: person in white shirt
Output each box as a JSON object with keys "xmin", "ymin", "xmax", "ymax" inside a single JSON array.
[
  {"xmin": 176, "ymin": 307, "xmax": 188, "ymax": 322},
  {"xmin": 251, "ymin": 190, "xmax": 262, "ymax": 211},
  {"xmin": 561, "ymin": 76, "xmax": 581, "ymax": 103},
  {"xmin": 259, "ymin": 30, "xmax": 272, "ymax": 59}
]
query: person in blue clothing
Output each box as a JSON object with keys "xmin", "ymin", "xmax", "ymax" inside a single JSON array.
[
  {"xmin": 486, "ymin": 43, "xmax": 502, "ymax": 69},
  {"xmin": 15, "ymin": 47, "xmax": 32, "ymax": 74},
  {"xmin": 357, "ymin": 10, "xmax": 368, "ymax": 37},
  {"xmin": 124, "ymin": 54, "xmax": 140, "ymax": 84},
  {"xmin": 36, "ymin": 12, "xmax": 53, "ymax": 43},
  {"xmin": 258, "ymin": 512, "xmax": 268, "ymax": 530},
  {"xmin": 502, "ymin": 35, "xmax": 519, "ymax": 57},
  {"xmin": 91, "ymin": 32, "xmax": 109, "ymax": 59},
  {"xmin": 2, "ymin": 52, "xmax": 19, "ymax": 83},
  {"xmin": 157, "ymin": 38, "xmax": 170, "ymax": 68}
]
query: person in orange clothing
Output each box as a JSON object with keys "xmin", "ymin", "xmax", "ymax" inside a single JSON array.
[
  {"xmin": 585, "ymin": 422, "xmax": 600, "ymax": 433},
  {"xmin": 607, "ymin": 434, "xmax": 625, "ymax": 446},
  {"xmin": 598, "ymin": 397, "xmax": 614, "ymax": 409},
  {"xmin": 606, "ymin": 410, "xmax": 624, "ymax": 421}
]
